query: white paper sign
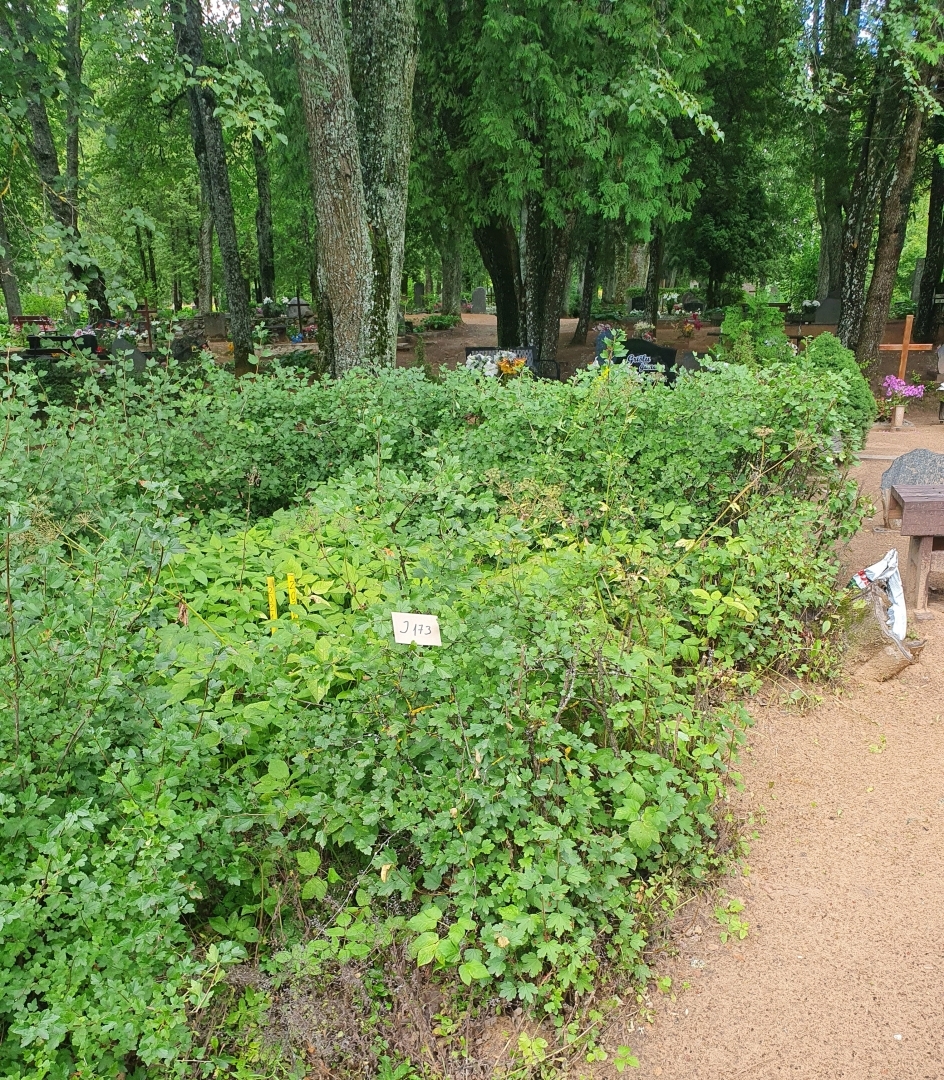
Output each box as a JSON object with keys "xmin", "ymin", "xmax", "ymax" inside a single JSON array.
[{"xmin": 391, "ymin": 612, "xmax": 442, "ymax": 646}]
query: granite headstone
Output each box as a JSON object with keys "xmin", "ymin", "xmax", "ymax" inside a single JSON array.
[
  {"xmin": 413, "ymin": 282, "xmax": 425, "ymax": 310},
  {"xmin": 112, "ymin": 335, "xmax": 148, "ymax": 373},
  {"xmin": 814, "ymin": 297, "xmax": 842, "ymax": 325},
  {"xmin": 471, "ymin": 287, "xmax": 487, "ymax": 314},
  {"xmin": 881, "ymin": 449, "xmax": 944, "ymax": 525},
  {"xmin": 203, "ymin": 312, "xmax": 228, "ymax": 339}
]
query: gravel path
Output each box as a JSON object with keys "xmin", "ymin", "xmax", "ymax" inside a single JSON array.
[{"xmin": 622, "ymin": 400, "xmax": 944, "ymax": 1080}]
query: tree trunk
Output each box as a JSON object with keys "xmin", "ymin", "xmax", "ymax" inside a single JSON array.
[
  {"xmin": 294, "ymin": 0, "xmax": 417, "ymax": 374},
  {"xmin": 251, "ymin": 133, "xmax": 276, "ymax": 304},
  {"xmin": 856, "ymin": 100, "xmax": 925, "ymax": 370},
  {"xmin": 173, "ymin": 0, "xmax": 252, "ymax": 364},
  {"xmin": 812, "ymin": 0, "xmax": 861, "ymax": 301},
  {"xmin": 644, "ymin": 229, "xmax": 664, "ymax": 326},
  {"xmin": 597, "ymin": 227, "xmax": 616, "ymax": 306},
  {"xmin": 815, "ymin": 179, "xmax": 846, "ymax": 301},
  {"xmin": 570, "ymin": 239, "xmax": 597, "ymax": 345},
  {"xmin": 915, "ymin": 118, "xmax": 944, "ymax": 344},
  {"xmin": 135, "ymin": 225, "xmax": 149, "ymax": 288},
  {"xmin": 439, "ymin": 219, "xmax": 462, "ymax": 316},
  {"xmin": 23, "ymin": 75, "xmax": 111, "ymax": 318},
  {"xmin": 836, "ymin": 90, "xmax": 894, "ymax": 351},
  {"xmin": 197, "ymin": 189, "xmax": 214, "ymax": 315},
  {"xmin": 518, "ymin": 199, "xmax": 573, "ymax": 365},
  {"xmin": 146, "ymin": 231, "xmax": 158, "ymax": 294},
  {"xmin": 64, "ymin": 0, "xmax": 82, "ymax": 206},
  {"xmin": 0, "ymin": 199, "xmax": 22, "ymax": 319},
  {"xmin": 473, "ymin": 219, "xmax": 522, "ymax": 346}
]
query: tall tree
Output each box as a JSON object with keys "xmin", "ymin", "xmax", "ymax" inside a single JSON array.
[
  {"xmin": 855, "ymin": 96, "xmax": 927, "ymax": 367},
  {"xmin": 252, "ymin": 133, "xmax": 275, "ymax": 303},
  {"xmin": 416, "ymin": 0, "xmax": 722, "ymax": 366},
  {"xmin": 171, "ymin": 0, "xmax": 252, "ymax": 365},
  {"xmin": 293, "ymin": 0, "xmax": 418, "ymax": 374},
  {"xmin": 0, "ymin": 4, "xmax": 111, "ymax": 316},
  {"xmin": 808, "ymin": 0, "xmax": 863, "ymax": 301},
  {"xmin": 915, "ymin": 118, "xmax": 944, "ymax": 343},
  {"xmin": 0, "ymin": 196, "xmax": 22, "ymax": 318}
]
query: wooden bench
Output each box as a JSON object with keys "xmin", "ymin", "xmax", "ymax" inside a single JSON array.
[{"xmin": 888, "ymin": 485, "xmax": 944, "ymax": 619}]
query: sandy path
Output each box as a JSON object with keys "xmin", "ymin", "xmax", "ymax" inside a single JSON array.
[{"xmin": 622, "ymin": 400, "xmax": 944, "ymax": 1080}]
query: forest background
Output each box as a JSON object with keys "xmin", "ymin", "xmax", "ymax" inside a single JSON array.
[{"xmin": 1, "ymin": 0, "xmax": 943, "ymax": 374}]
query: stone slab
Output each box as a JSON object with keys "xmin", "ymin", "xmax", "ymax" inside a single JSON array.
[
  {"xmin": 880, "ymin": 449, "xmax": 944, "ymax": 525},
  {"xmin": 471, "ymin": 287, "xmax": 487, "ymax": 314}
]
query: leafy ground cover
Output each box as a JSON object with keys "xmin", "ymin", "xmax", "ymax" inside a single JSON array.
[{"xmin": 0, "ymin": 346, "xmax": 868, "ymax": 1077}]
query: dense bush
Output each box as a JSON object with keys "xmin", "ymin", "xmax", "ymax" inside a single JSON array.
[
  {"xmin": 0, "ymin": 359, "xmax": 863, "ymax": 1077},
  {"xmin": 802, "ymin": 332, "xmax": 876, "ymax": 440}
]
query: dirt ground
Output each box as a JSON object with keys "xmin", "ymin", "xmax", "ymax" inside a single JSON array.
[{"xmin": 605, "ymin": 397, "xmax": 944, "ymax": 1080}]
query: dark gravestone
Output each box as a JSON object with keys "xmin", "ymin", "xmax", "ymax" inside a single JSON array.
[
  {"xmin": 675, "ymin": 350, "xmax": 703, "ymax": 374},
  {"xmin": 203, "ymin": 312, "xmax": 228, "ymax": 339},
  {"xmin": 413, "ymin": 282, "xmax": 425, "ymax": 310},
  {"xmin": 881, "ymin": 449, "xmax": 944, "ymax": 525},
  {"xmin": 814, "ymin": 297, "xmax": 842, "ymax": 325},
  {"xmin": 169, "ymin": 333, "xmax": 206, "ymax": 365},
  {"xmin": 629, "ymin": 295, "xmax": 646, "ymax": 311},
  {"xmin": 27, "ymin": 332, "xmax": 97, "ymax": 352},
  {"xmin": 112, "ymin": 335, "xmax": 148, "ymax": 373},
  {"xmin": 595, "ymin": 332, "xmax": 678, "ymax": 384},
  {"xmin": 471, "ymin": 287, "xmax": 487, "ymax": 314}
]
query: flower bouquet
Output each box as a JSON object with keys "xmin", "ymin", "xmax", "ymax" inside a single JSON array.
[
  {"xmin": 880, "ymin": 374, "xmax": 924, "ymax": 427},
  {"xmin": 464, "ymin": 350, "xmax": 528, "ymax": 381}
]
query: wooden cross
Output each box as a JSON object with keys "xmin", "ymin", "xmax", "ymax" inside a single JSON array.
[{"xmin": 879, "ymin": 314, "xmax": 933, "ymax": 380}]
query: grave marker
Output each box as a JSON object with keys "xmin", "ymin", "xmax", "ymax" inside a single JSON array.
[
  {"xmin": 879, "ymin": 314, "xmax": 933, "ymax": 381},
  {"xmin": 471, "ymin": 287, "xmax": 487, "ymax": 314},
  {"xmin": 413, "ymin": 282, "xmax": 425, "ymax": 310},
  {"xmin": 813, "ymin": 296, "xmax": 842, "ymax": 324},
  {"xmin": 880, "ymin": 449, "xmax": 944, "ymax": 526},
  {"xmin": 392, "ymin": 612, "xmax": 441, "ymax": 646}
]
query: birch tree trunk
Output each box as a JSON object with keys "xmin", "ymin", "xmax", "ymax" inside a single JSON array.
[
  {"xmin": 172, "ymin": 0, "xmax": 252, "ymax": 365},
  {"xmin": 856, "ymin": 100, "xmax": 925, "ymax": 370},
  {"xmin": 197, "ymin": 188, "xmax": 214, "ymax": 315},
  {"xmin": 915, "ymin": 117, "xmax": 944, "ymax": 344},
  {"xmin": 251, "ymin": 134, "xmax": 276, "ymax": 304},
  {"xmin": 0, "ymin": 198, "xmax": 22, "ymax": 319},
  {"xmin": 294, "ymin": 0, "xmax": 417, "ymax": 374},
  {"xmin": 473, "ymin": 220, "xmax": 522, "ymax": 346}
]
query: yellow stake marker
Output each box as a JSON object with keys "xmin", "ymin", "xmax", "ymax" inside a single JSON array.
[
  {"xmin": 266, "ymin": 575, "xmax": 278, "ymax": 632},
  {"xmin": 286, "ymin": 573, "xmax": 299, "ymax": 619}
]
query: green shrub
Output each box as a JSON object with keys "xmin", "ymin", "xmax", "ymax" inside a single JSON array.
[
  {"xmin": 802, "ymin": 332, "xmax": 876, "ymax": 442},
  {"xmin": 417, "ymin": 313, "xmax": 461, "ymax": 331},
  {"xmin": 0, "ymin": 358, "xmax": 865, "ymax": 1074}
]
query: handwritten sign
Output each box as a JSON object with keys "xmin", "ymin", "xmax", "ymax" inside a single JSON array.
[{"xmin": 391, "ymin": 612, "xmax": 442, "ymax": 646}]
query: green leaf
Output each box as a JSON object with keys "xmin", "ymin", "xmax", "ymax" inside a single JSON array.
[
  {"xmin": 458, "ymin": 959, "xmax": 489, "ymax": 984},
  {"xmin": 407, "ymin": 905, "xmax": 442, "ymax": 934},
  {"xmin": 296, "ymin": 850, "xmax": 322, "ymax": 875},
  {"xmin": 267, "ymin": 758, "xmax": 290, "ymax": 781},
  {"xmin": 301, "ymin": 877, "xmax": 327, "ymax": 901}
]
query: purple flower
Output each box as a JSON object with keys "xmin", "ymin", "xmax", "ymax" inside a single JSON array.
[{"xmin": 883, "ymin": 374, "xmax": 924, "ymax": 404}]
